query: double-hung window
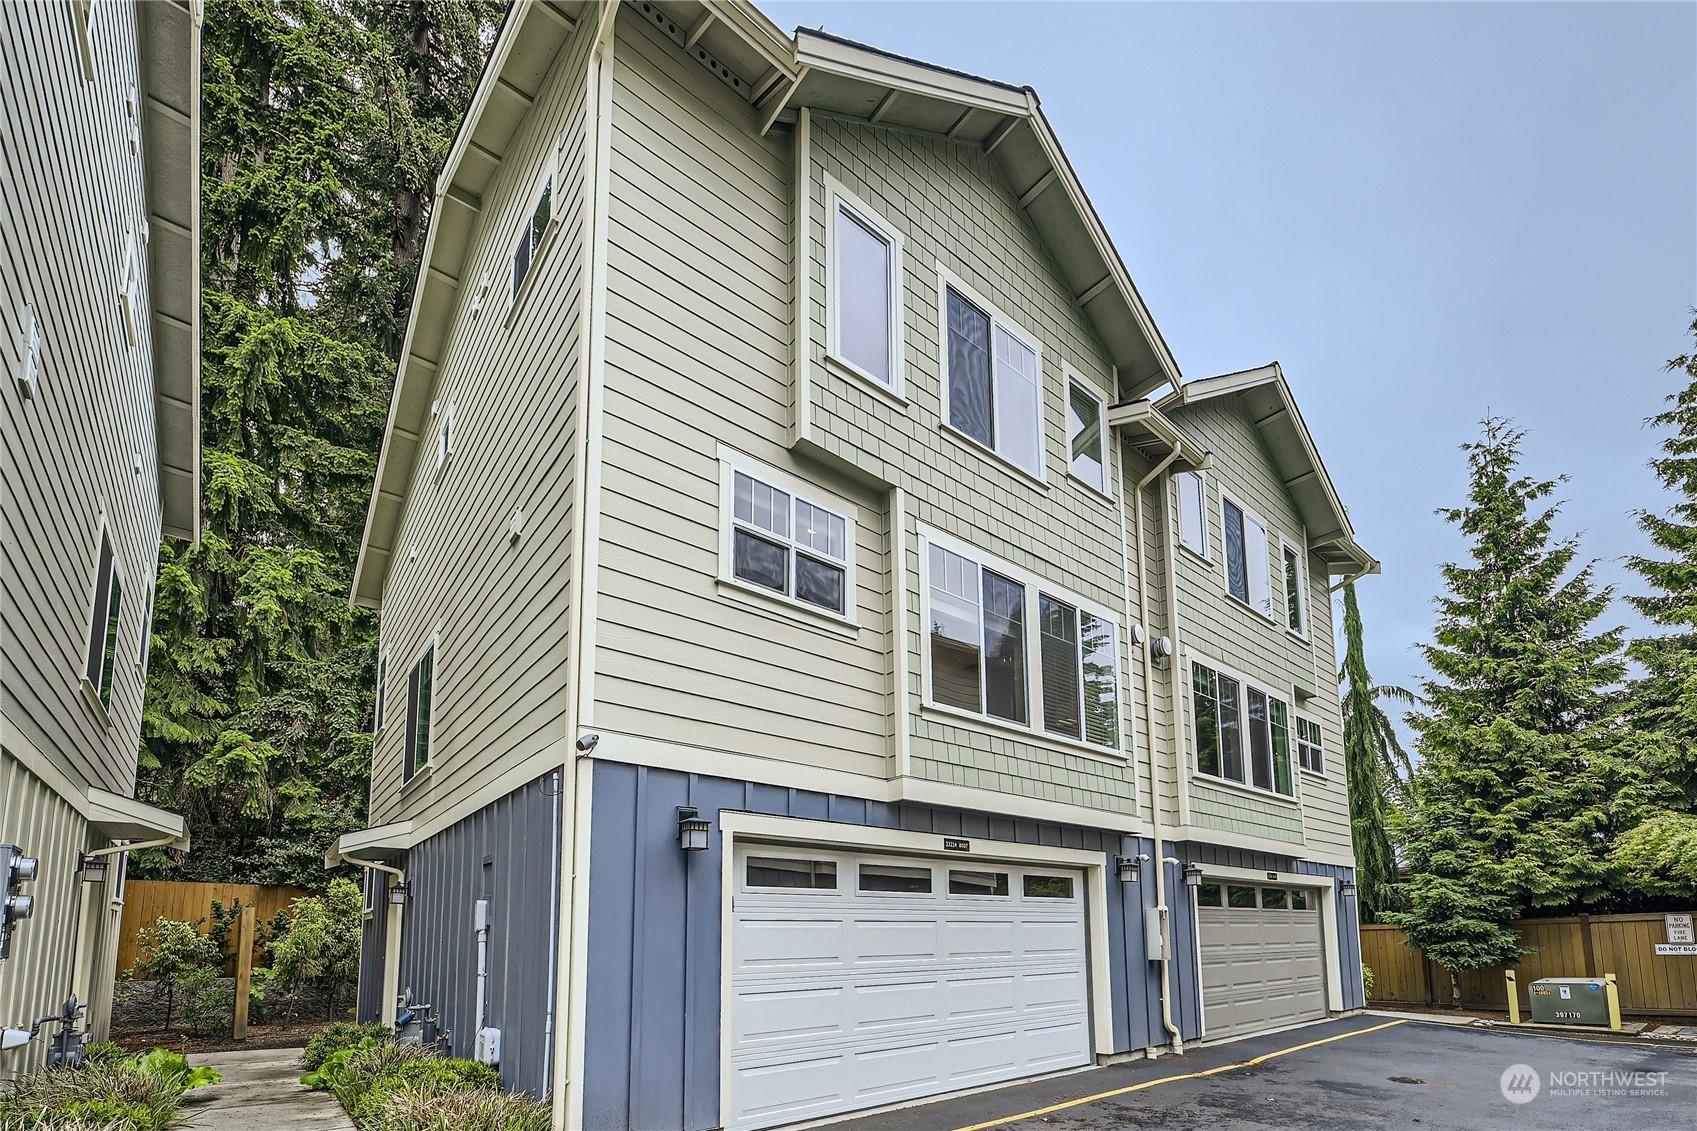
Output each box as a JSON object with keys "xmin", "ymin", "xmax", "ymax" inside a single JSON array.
[
  {"xmin": 1066, "ymin": 378, "xmax": 1107, "ymax": 492},
  {"xmin": 942, "ymin": 279, "xmax": 1042, "ymax": 478},
  {"xmin": 923, "ymin": 531, "xmax": 1120, "ymax": 752},
  {"xmin": 1190, "ymin": 659, "xmax": 1294, "ymax": 797},
  {"xmin": 1222, "ymin": 497, "xmax": 1272, "ymax": 617},
  {"xmin": 84, "ymin": 531, "xmax": 123, "ymax": 710},
  {"xmin": 1176, "ymin": 471, "xmax": 1207, "ymax": 556},
  {"xmin": 1296, "ymin": 716, "xmax": 1324, "ymax": 774},
  {"xmin": 828, "ymin": 181, "xmax": 902, "ymax": 392},
  {"xmin": 720, "ymin": 454, "xmax": 854, "ymax": 620},
  {"xmin": 1282, "ymin": 540, "xmax": 1307, "ymax": 635},
  {"xmin": 403, "ymin": 641, "xmax": 435, "ymax": 781}
]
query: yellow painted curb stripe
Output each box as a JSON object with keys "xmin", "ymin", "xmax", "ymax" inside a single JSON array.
[{"xmin": 948, "ymin": 1019, "xmax": 1409, "ymax": 1131}]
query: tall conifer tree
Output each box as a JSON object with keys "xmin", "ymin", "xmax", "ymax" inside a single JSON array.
[
  {"xmin": 1385, "ymin": 419, "xmax": 1640, "ymax": 988},
  {"xmin": 137, "ymin": 0, "xmax": 500, "ymax": 885},
  {"xmin": 1338, "ymin": 583, "xmax": 1409, "ymax": 919}
]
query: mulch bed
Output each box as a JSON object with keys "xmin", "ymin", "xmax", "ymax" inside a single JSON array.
[{"xmin": 109, "ymin": 1018, "xmax": 335, "ymax": 1056}]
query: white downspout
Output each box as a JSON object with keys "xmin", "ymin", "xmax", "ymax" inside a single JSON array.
[
  {"xmin": 70, "ymin": 835, "xmax": 180, "ymax": 1010},
  {"xmin": 342, "ymin": 854, "xmax": 405, "ymax": 1027},
  {"xmin": 474, "ymin": 899, "xmax": 491, "ymax": 1045},
  {"xmin": 1132, "ymin": 450, "xmax": 1183, "ymax": 1053}
]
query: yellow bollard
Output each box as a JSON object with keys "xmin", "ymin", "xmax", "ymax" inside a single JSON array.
[
  {"xmin": 1605, "ymin": 973, "xmax": 1622, "ymax": 1031},
  {"xmin": 1506, "ymin": 969, "xmax": 1520, "ymax": 1025}
]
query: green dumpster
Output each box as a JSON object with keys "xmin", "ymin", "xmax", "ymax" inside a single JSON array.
[{"xmin": 1528, "ymin": 977, "xmax": 1611, "ymax": 1025}]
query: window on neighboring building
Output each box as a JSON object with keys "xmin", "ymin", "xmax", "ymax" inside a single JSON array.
[
  {"xmin": 1296, "ymin": 715, "xmax": 1323, "ymax": 774},
  {"xmin": 119, "ymin": 230, "xmax": 142, "ymax": 347},
  {"xmin": 403, "ymin": 641, "xmax": 434, "ymax": 780},
  {"xmin": 434, "ymin": 402, "xmax": 455, "ymax": 473},
  {"xmin": 943, "ymin": 284, "xmax": 1042, "ymax": 477},
  {"xmin": 1191, "ymin": 660, "xmax": 1294, "ymax": 797},
  {"xmin": 831, "ymin": 190, "xmax": 900, "ymax": 390},
  {"xmin": 1222, "ymin": 497, "xmax": 1272, "ymax": 616},
  {"xmin": 72, "ymin": 0, "xmax": 98, "ymax": 81},
  {"xmin": 924, "ymin": 533, "xmax": 1120, "ymax": 751},
  {"xmin": 724, "ymin": 464, "xmax": 853, "ymax": 618},
  {"xmin": 949, "ymin": 870, "xmax": 1009, "ymax": 896},
  {"xmin": 1283, "ymin": 541, "xmax": 1307, "ymax": 635},
  {"xmin": 137, "ymin": 580, "xmax": 153, "ymax": 673},
  {"xmin": 511, "ymin": 173, "xmax": 553, "ymax": 299},
  {"xmin": 84, "ymin": 531, "xmax": 122, "ymax": 709},
  {"xmin": 1177, "ymin": 471, "xmax": 1207, "ymax": 556},
  {"xmin": 1067, "ymin": 380, "xmax": 1106, "ymax": 492}
]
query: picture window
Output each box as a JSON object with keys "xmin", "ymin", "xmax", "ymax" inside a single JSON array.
[
  {"xmin": 943, "ymin": 282, "xmax": 1042, "ymax": 478},
  {"xmin": 830, "ymin": 190, "xmax": 901, "ymax": 391},
  {"xmin": 1191, "ymin": 660, "xmax": 1294, "ymax": 797}
]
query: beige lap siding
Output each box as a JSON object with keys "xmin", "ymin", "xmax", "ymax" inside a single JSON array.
[
  {"xmin": 0, "ymin": 0, "xmax": 161, "ymax": 796},
  {"xmin": 368, "ymin": 24, "xmax": 595, "ymax": 824}
]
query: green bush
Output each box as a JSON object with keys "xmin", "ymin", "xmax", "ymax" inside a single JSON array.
[
  {"xmin": 302, "ymin": 1042, "xmax": 508, "ymax": 1129},
  {"xmin": 176, "ymin": 968, "xmax": 235, "ymax": 1037},
  {"xmin": 302, "ymin": 1021, "xmax": 392, "ymax": 1071},
  {"xmin": 127, "ymin": 918, "xmax": 222, "ymax": 1032},
  {"xmin": 369, "ymin": 1081, "xmax": 551, "ymax": 1131},
  {"xmin": 270, "ymin": 880, "xmax": 363, "ymax": 1018},
  {"xmin": 0, "ymin": 1052, "xmax": 214, "ymax": 1131},
  {"xmin": 80, "ymin": 1042, "xmax": 127, "ymax": 1065},
  {"xmin": 1362, "ymin": 963, "xmax": 1376, "ymax": 1000}
]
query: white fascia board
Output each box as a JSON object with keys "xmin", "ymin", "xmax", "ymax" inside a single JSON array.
[
  {"xmin": 792, "ymin": 29, "xmax": 1028, "ymax": 117},
  {"xmin": 328, "ymin": 821, "xmax": 416, "ymax": 868},
  {"xmin": 86, "ymin": 788, "xmax": 188, "ymax": 847}
]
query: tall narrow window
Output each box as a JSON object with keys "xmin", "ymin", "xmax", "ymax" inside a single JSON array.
[
  {"xmin": 1177, "ymin": 472, "xmax": 1206, "ymax": 555},
  {"xmin": 928, "ymin": 544, "xmax": 982, "ymax": 712},
  {"xmin": 1296, "ymin": 716, "xmax": 1324, "ymax": 774},
  {"xmin": 1080, "ymin": 612, "xmax": 1118, "ymax": 747},
  {"xmin": 727, "ymin": 467, "xmax": 851, "ymax": 617},
  {"xmin": 1223, "ymin": 499, "xmax": 1272, "ymax": 617},
  {"xmin": 1067, "ymin": 381, "xmax": 1105, "ymax": 491},
  {"xmin": 1190, "ymin": 663, "xmax": 1220, "ymax": 777},
  {"xmin": 1283, "ymin": 543, "xmax": 1306, "ymax": 634},
  {"xmin": 1270, "ymin": 697, "xmax": 1293, "ymax": 795},
  {"xmin": 512, "ymin": 174, "xmax": 553, "ymax": 299},
  {"xmin": 981, "ymin": 571, "xmax": 1028, "ymax": 725},
  {"xmin": 1039, "ymin": 595, "xmax": 1081, "ymax": 739},
  {"xmin": 1247, "ymin": 688, "xmax": 1274, "ymax": 791},
  {"xmin": 137, "ymin": 582, "xmax": 153, "ymax": 674},
  {"xmin": 373, "ymin": 652, "xmax": 389, "ymax": 735},
  {"xmin": 404, "ymin": 643, "xmax": 435, "ymax": 779},
  {"xmin": 833, "ymin": 198, "xmax": 897, "ymax": 387},
  {"xmin": 944, "ymin": 284, "xmax": 1043, "ymax": 477},
  {"xmin": 84, "ymin": 532, "xmax": 122, "ymax": 709}
]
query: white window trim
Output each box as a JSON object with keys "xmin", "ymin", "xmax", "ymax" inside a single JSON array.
[
  {"xmin": 935, "ymin": 264, "xmax": 1047, "ymax": 487},
  {"xmin": 507, "ymin": 154, "xmax": 559, "ymax": 317},
  {"xmin": 1063, "ymin": 365, "xmax": 1113, "ymax": 498},
  {"xmin": 1295, "ymin": 713, "xmax": 1325, "ymax": 777},
  {"xmin": 72, "ymin": 0, "xmax": 98, "ymax": 82},
  {"xmin": 715, "ymin": 446, "xmax": 859, "ymax": 628},
  {"xmin": 14, "ymin": 302, "xmax": 41, "ymax": 399},
  {"xmin": 1183, "ymin": 647, "xmax": 1301, "ymax": 802},
  {"xmin": 1280, "ymin": 534, "xmax": 1311, "ymax": 640},
  {"xmin": 402, "ymin": 634, "xmax": 438, "ymax": 784},
  {"xmin": 80, "ymin": 518, "xmax": 124, "ymax": 727},
  {"xmin": 1220, "ymin": 491, "xmax": 1275, "ymax": 621},
  {"xmin": 823, "ymin": 174, "xmax": 905, "ymax": 402},
  {"xmin": 1175, "ymin": 470, "xmax": 1209, "ymax": 560},
  {"xmin": 134, "ymin": 574, "xmax": 154, "ymax": 675},
  {"xmin": 119, "ymin": 228, "xmax": 142, "ymax": 348},
  {"xmin": 373, "ymin": 648, "xmax": 390, "ymax": 737},
  {"xmin": 917, "ymin": 524, "xmax": 1125, "ymax": 758}
]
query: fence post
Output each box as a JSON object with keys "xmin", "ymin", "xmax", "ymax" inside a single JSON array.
[
  {"xmin": 232, "ymin": 904, "xmax": 255, "ymax": 1040},
  {"xmin": 1605, "ymin": 972, "xmax": 1622, "ymax": 1031},
  {"xmin": 1579, "ymin": 914, "xmax": 1598, "ymax": 977},
  {"xmin": 1506, "ymin": 970, "xmax": 1519, "ymax": 1024}
]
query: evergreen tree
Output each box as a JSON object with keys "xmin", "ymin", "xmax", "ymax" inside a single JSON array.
[
  {"xmin": 1614, "ymin": 317, "xmax": 1697, "ymax": 894},
  {"xmin": 1384, "ymin": 419, "xmax": 1642, "ymax": 990},
  {"xmin": 1338, "ymin": 582, "xmax": 1411, "ymax": 919},
  {"xmin": 136, "ymin": 0, "xmax": 500, "ymax": 886}
]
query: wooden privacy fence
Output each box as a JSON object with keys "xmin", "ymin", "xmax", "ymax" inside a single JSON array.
[
  {"xmin": 117, "ymin": 881, "xmax": 308, "ymax": 978},
  {"xmin": 1363, "ymin": 913, "xmax": 1697, "ymax": 1017}
]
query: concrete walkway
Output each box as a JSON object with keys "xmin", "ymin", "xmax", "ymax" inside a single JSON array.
[{"xmin": 182, "ymin": 1047, "xmax": 354, "ymax": 1130}]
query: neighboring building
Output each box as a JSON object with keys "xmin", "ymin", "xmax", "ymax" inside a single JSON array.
[
  {"xmin": 0, "ymin": 0, "xmax": 200, "ymax": 1064},
  {"xmin": 336, "ymin": 3, "xmax": 1377, "ymax": 1128}
]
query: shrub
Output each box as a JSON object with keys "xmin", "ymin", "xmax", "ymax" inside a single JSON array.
[
  {"xmin": 80, "ymin": 1042, "xmax": 127, "ymax": 1065},
  {"xmin": 370, "ymin": 1081, "xmax": 551, "ymax": 1131},
  {"xmin": 176, "ymin": 968, "xmax": 235, "ymax": 1037},
  {"xmin": 127, "ymin": 918, "xmax": 222, "ymax": 1032},
  {"xmin": 303, "ymin": 1021, "xmax": 391, "ymax": 1071},
  {"xmin": 1362, "ymin": 963, "xmax": 1376, "ymax": 1000},
  {"xmin": 270, "ymin": 880, "xmax": 363, "ymax": 1019},
  {"xmin": 0, "ymin": 1053, "xmax": 213, "ymax": 1131},
  {"xmin": 302, "ymin": 1043, "xmax": 508, "ymax": 1129}
]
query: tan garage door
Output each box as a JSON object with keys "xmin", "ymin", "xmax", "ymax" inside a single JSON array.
[{"xmin": 1198, "ymin": 882, "xmax": 1327, "ymax": 1040}]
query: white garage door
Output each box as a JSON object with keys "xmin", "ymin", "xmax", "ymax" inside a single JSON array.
[
  {"xmin": 728, "ymin": 846, "xmax": 1092, "ymax": 1130},
  {"xmin": 1198, "ymin": 882, "xmax": 1328, "ymax": 1040}
]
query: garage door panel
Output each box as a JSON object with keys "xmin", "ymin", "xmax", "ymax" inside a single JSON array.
[
  {"xmin": 1198, "ymin": 891, "xmax": 1328, "ymax": 1041},
  {"xmin": 731, "ymin": 849, "xmax": 1092, "ymax": 1129}
]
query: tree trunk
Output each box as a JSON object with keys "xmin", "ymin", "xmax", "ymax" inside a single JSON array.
[{"xmin": 1450, "ymin": 969, "xmax": 1461, "ymax": 1009}]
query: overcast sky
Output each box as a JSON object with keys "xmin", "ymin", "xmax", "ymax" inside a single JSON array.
[{"xmin": 766, "ymin": 0, "xmax": 1697, "ymax": 707}]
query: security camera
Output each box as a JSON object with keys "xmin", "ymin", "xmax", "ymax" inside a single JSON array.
[{"xmin": 575, "ymin": 733, "xmax": 599, "ymax": 753}]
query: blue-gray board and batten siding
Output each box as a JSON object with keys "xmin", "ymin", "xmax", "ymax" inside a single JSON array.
[
  {"xmin": 354, "ymin": 771, "xmax": 565, "ymax": 1099},
  {"xmin": 582, "ymin": 761, "xmax": 1173, "ymax": 1131}
]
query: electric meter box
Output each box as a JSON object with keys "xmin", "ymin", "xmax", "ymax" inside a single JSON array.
[{"xmin": 1528, "ymin": 978, "xmax": 1610, "ymax": 1025}]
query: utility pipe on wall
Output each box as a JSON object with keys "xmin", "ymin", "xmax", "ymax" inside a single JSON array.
[{"xmin": 473, "ymin": 899, "xmax": 491, "ymax": 1044}]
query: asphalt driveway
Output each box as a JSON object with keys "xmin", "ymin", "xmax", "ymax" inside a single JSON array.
[{"xmin": 834, "ymin": 1017, "xmax": 1697, "ymax": 1131}]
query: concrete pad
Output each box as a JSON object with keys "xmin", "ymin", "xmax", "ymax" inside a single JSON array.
[{"xmin": 185, "ymin": 1047, "xmax": 354, "ymax": 1131}]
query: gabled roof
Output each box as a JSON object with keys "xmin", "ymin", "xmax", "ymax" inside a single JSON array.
[
  {"xmin": 769, "ymin": 28, "xmax": 1182, "ymax": 401},
  {"xmin": 1157, "ymin": 363, "xmax": 1376, "ymax": 575},
  {"xmin": 139, "ymin": 0, "xmax": 201, "ymax": 542}
]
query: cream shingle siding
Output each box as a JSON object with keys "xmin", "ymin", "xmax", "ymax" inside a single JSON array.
[
  {"xmin": 369, "ymin": 25, "xmax": 595, "ymax": 824},
  {"xmin": 1164, "ymin": 397, "xmax": 1353, "ymax": 855},
  {"xmin": 1, "ymin": 0, "xmax": 162, "ymax": 797}
]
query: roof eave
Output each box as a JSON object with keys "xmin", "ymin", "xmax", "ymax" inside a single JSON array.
[{"xmin": 140, "ymin": 0, "xmax": 201, "ymax": 544}]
